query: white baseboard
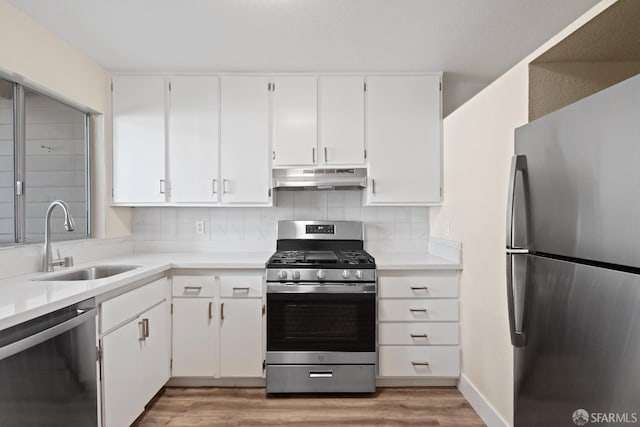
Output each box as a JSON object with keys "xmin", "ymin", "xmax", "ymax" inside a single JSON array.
[{"xmin": 458, "ymin": 374, "xmax": 509, "ymax": 427}]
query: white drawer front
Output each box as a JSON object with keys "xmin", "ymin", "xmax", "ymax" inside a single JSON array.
[
  {"xmin": 378, "ymin": 299, "xmax": 458, "ymax": 322},
  {"xmin": 378, "ymin": 272, "xmax": 458, "ymax": 298},
  {"xmin": 102, "ymin": 277, "xmax": 168, "ymax": 333},
  {"xmin": 220, "ymin": 276, "xmax": 263, "ymax": 298},
  {"xmin": 172, "ymin": 275, "xmax": 216, "ymax": 297},
  {"xmin": 378, "ymin": 322, "xmax": 459, "ymax": 345},
  {"xmin": 379, "ymin": 346, "xmax": 460, "ymax": 377}
]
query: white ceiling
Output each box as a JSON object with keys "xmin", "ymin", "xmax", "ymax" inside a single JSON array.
[{"xmin": 8, "ymin": 0, "xmax": 600, "ymax": 115}]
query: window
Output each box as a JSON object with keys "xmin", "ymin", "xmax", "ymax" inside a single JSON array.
[{"xmin": 0, "ymin": 78, "xmax": 90, "ymax": 245}]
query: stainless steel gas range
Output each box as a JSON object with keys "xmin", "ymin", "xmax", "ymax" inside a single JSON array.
[{"xmin": 265, "ymin": 220, "xmax": 377, "ymax": 393}]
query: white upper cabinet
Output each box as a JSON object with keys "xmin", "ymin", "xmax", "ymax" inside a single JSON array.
[
  {"xmin": 366, "ymin": 75, "xmax": 442, "ymax": 205},
  {"xmin": 272, "ymin": 77, "xmax": 317, "ymax": 167},
  {"xmin": 112, "ymin": 76, "xmax": 166, "ymax": 203},
  {"xmin": 319, "ymin": 76, "xmax": 366, "ymax": 166},
  {"xmin": 220, "ymin": 76, "xmax": 272, "ymax": 205},
  {"xmin": 169, "ymin": 76, "xmax": 220, "ymax": 203}
]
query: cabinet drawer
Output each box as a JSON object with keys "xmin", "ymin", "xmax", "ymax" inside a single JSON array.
[
  {"xmin": 172, "ymin": 275, "xmax": 216, "ymax": 297},
  {"xmin": 102, "ymin": 277, "xmax": 169, "ymax": 333},
  {"xmin": 378, "ymin": 272, "xmax": 458, "ymax": 298},
  {"xmin": 220, "ymin": 276, "xmax": 262, "ymax": 298},
  {"xmin": 378, "ymin": 322, "xmax": 459, "ymax": 345},
  {"xmin": 378, "ymin": 346, "xmax": 460, "ymax": 377},
  {"xmin": 378, "ymin": 299, "xmax": 458, "ymax": 322}
]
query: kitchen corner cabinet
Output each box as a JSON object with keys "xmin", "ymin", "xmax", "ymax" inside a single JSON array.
[
  {"xmin": 112, "ymin": 76, "xmax": 167, "ymax": 204},
  {"xmin": 220, "ymin": 77, "xmax": 272, "ymax": 204},
  {"xmin": 365, "ymin": 75, "xmax": 442, "ymax": 205},
  {"xmin": 377, "ymin": 270, "xmax": 460, "ymax": 380},
  {"xmin": 272, "ymin": 76, "xmax": 318, "ymax": 166},
  {"xmin": 319, "ymin": 76, "xmax": 366, "ymax": 165},
  {"xmin": 100, "ymin": 277, "xmax": 170, "ymax": 427},
  {"xmin": 169, "ymin": 76, "xmax": 220, "ymax": 203}
]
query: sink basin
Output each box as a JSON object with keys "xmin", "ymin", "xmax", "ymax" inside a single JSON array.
[{"xmin": 35, "ymin": 265, "xmax": 141, "ymax": 281}]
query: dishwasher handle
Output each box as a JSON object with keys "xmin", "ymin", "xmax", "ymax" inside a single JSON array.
[{"xmin": 0, "ymin": 308, "xmax": 96, "ymax": 362}]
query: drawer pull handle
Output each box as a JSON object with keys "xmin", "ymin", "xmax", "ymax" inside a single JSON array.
[
  {"xmin": 184, "ymin": 286, "xmax": 202, "ymax": 291},
  {"xmin": 410, "ymin": 333, "xmax": 428, "ymax": 338},
  {"xmin": 309, "ymin": 370, "xmax": 333, "ymax": 378},
  {"xmin": 409, "ymin": 308, "xmax": 427, "ymax": 313},
  {"xmin": 233, "ymin": 287, "xmax": 250, "ymax": 293},
  {"xmin": 410, "ymin": 286, "xmax": 428, "ymax": 291},
  {"xmin": 208, "ymin": 302, "xmax": 213, "ymax": 320},
  {"xmin": 411, "ymin": 361, "xmax": 430, "ymax": 366}
]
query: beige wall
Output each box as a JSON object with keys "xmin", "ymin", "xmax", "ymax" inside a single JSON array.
[
  {"xmin": 0, "ymin": 0, "xmax": 131, "ymax": 239},
  {"xmin": 430, "ymin": 1, "xmax": 617, "ymax": 425}
]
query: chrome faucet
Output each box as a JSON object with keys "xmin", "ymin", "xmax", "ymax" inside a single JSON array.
[{"xmin": 42, "ymin": 200, "xmax": 76, "ymax": 272}]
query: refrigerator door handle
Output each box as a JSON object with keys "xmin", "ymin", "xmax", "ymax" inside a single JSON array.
[
  {"xmin": 506, "ymin": 154, "xmax": 528, "ymax": 250},
  {"xmin": 507, "ymin": 253, "xmax": 527, "ymax": 347}
]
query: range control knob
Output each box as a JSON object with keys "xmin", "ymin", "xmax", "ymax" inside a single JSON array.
[
  {"xmin": 317, "ymin": 270, "xmax": 326, "ymax": 280},
  {"xmin": 278, "ymin": 270, "xmax": 288, "ymax": 280},
  {"xmin": 291, "ymin": 270, "xmax": 301, "ymax": 280},
  {"xmin": 355, "ymin": 270, "xmax": 364, "ymax": 280},
  {"xmin": 342, "ymin": 270, "xmax": 351, "ymax": 279}
]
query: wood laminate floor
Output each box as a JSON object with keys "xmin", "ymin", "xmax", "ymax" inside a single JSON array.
[{"xmin": 134, "ymin": 387, "xmax": 485, "ymax": 426}]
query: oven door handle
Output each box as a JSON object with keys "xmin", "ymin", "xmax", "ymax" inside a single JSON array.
[
  {"xmin": 267, "ymin": 283, "xmax": 376, "ymax": 294},
  {"xmin": 0, "ymin": 308, "xmax": 97, "ymax": 362}
]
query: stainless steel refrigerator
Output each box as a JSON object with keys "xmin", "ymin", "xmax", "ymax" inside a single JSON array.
[{"xmin": 507, "ymin": 74, "xmax": 640, "ymax": 426}]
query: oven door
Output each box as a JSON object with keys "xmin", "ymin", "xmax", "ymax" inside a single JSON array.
[{"xmin": 267, "ymin": 284, "xmax": 376, "ymax": 357}]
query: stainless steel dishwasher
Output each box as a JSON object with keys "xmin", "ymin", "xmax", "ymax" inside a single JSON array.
[{"xmin": 0, "ymin": 298, "xmax": 98, "ymax": 426}]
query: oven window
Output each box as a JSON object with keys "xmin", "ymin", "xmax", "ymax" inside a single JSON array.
[{"xmin": 267, "ymin": 293, "xmax": 375, "ymax": 352}]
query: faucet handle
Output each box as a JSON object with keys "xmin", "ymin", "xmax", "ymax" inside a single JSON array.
[{"xmin": 64, "ymin": 256, "xmax": 74, "ymax": 267}]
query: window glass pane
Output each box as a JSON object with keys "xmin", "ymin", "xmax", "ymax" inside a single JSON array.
[
  {"xmin": 24, "ymin": 90, "xmax": 87, "ymax": 243},
  {"xmin": 0, "ymin": 79, "xmax": 14, "ymax": 244}
]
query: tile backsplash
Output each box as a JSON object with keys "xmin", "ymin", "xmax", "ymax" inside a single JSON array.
[{"xmin": 132, "ymin": 191, "xmax": 429, "ymax": 252}]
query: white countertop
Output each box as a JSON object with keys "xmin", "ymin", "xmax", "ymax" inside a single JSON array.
[{"xmin": 0, "ymin": 247, "xmax": 460, "ymax": 331}]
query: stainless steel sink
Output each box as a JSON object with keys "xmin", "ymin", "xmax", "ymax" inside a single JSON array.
[{"xmin": 35, "ymin": 265, "xmax": 141, "ymax": 281}]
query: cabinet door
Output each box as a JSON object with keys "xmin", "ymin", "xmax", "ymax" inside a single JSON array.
[
  {"xmin": 319, "ymin": 76, "xmax": 365, "ymax": 165},
  {"xmin": 272, "ymin": 77, "xmax": 317, "ymax": 166},
  {"xmin": 219, "ymin": 298, "xmax": 263, "ymax": 377},
  {"xmin": 169, "ymin": 76, "xmax": 220, "ymax": 202},
  {"xmin": 139, "ymin": 300, "xmax": 170, "ymax": 403},
  {"xmin": 220, "ymin": 76, "xmax": 271, "ymax": 204},
  {"xmin": 366, "ymin": 75, "xmax": 441, "ymax": 205},
  {"xmin": 172, "ymin": 298, "xmax": 218, "ymax": 377},
  {"xmin": 112, "ymin": 76, "xmax": 166, "ymax": 203},
  {"xmin": 101, "ymin": 318, "xmax": 145, "ymax": 427}
]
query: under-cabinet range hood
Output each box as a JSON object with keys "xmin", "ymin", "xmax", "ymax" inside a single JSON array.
[{"xmin": 273, "ymin": 168, "xmax": 367, "ymax": 191}]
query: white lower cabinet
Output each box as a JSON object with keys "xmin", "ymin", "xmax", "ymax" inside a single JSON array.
[
  {"xmin": 377, "ymin": 270, "xmax": 460, "ymax": 381},
  {"xmin": 171, "ymin": 273, "xmax": 265, "ymax": 379},
  {"xmin": 219, "ymin": 297, "xmax": 264, "ymax": 377},
  {"xmin": 100, "ymin": 277, "xmax": 170, "ymax": 427}
]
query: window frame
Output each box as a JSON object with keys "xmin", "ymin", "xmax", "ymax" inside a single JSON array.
[{"xmin": 1, "ymin": 78, "xmax": 92, "ymax": 245}]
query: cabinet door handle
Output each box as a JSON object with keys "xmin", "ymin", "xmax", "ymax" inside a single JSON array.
[
  {"xmin": 272, "ymin": 150, "xmax": 276, "ymax": 160},
  {"xmin": 222, "ymin": 179, "xmax": 229, "ymax": 194},
  {"xmin": 410, "ymin": 333, "xmax": 428, "ymax": 338},
  {"xmin": 212, "ymin": 179, "xmax": 217, "ymax": 195},
  {"xmin": 409, "ymin": 308, "xmax": 427, "ymax": 313},
  {"xmin": 410, "ymin": 286, "xmax": 428, "ymax": 291},
  {"xmin": 371, "ymin": 178, "xmax": 376, "ymax": 194},
  {"xmin": 221, "ymin": 303, "xmax": 225, "ymax": 320},
  {"xmin": 208, "ymin": 302, "xmax": 213, "ymax": 320},
  {"xmin": 143, "ymin": 318, "xmax": 150, "ymax": 338},
  {"xmin": 159, "ymin": 179, "xmax": 166, "ymax": 194},
  {"xmin": 138, "ymin": 320, "xmax": 145, "ymax": 341},
  {"xmin": 411, "ymin": 361, "xmax": 430, "ymax": 366},
  {"xmin": 324, "ymin": 147, "xmax": 328, "ymax": 162},
  {"xmin": 312, "ymin": 147, "xmax": 316, "ymax": 163}
]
